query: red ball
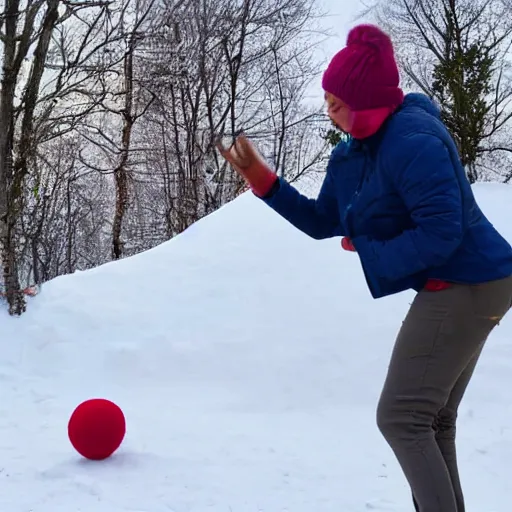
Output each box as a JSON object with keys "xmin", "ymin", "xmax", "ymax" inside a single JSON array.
[{"xmin": 68, "ymin": 398, "xmax": 126, "ymax": 460}]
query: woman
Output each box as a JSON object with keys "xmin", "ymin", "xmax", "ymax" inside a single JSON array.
[{"xmin": 217, "ymin": 24, "xmax": 512, "ymax": 512}]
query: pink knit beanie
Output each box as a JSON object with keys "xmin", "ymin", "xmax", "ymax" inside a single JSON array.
[{"xmin": 322, "ymin": 24, "xmax": 404, "ymax": 111}]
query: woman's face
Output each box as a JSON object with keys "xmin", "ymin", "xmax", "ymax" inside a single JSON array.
[{"xmin": 325, "ymin": 92, "xmax": 352, "ymax": 133}]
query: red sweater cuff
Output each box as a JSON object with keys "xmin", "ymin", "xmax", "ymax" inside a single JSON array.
[
  {"xmin": 424, "ymin": 279, "xmax": 452, "ymax": 291},
  {"xmin": 251, "ymin": 166, "xmax": 278, "ymax": 198}
]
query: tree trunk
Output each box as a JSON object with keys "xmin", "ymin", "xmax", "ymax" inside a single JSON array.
[
  {"xmin": 112, "ymin": 34, "xmax": 135, "ymax": 260},
  {"xmin": 0, "ymin": 0, "xmax": 25, "ymax": 315}
]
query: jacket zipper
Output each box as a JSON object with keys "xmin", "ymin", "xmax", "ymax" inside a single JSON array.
[
  {"xmin": 347, "ymin": 149, "xmax": 379, "ymax": 296},
  {"xmin": 344, "ymin": 149, "xmax": 369, "ymax": 238}
]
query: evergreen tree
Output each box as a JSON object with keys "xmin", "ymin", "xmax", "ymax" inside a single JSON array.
[
  {"xmin": 323, "ymin": 121, "xmax": 348, "ymax": 147},
  {"xmin": 364, "ymin": 0, "xmax": 512, "ymax": 182}
]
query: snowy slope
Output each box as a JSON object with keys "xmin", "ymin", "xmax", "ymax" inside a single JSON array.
[{"xmin": 2, "ymin": 183, "xmax": 512, "ymax": 512}]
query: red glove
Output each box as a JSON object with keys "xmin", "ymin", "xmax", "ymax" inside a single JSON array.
[
  {"xmin": 216, "ymin": 134, "xmax": 277, "ymax": 197},
  {"xmin": 424, "ymin": 279, "xmax": 452, "ymax": 291},
  {"xmin": 341, "ymin": 237, "xmax": 356, "ymax": 252}
]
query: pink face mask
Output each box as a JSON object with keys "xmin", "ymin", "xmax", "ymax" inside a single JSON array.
[
  {"xmin": 348, "ymin": 107, "xmax": 393, "ymax": 139},
  {"xmin": 328, "ymin": 102, "xmax": 393, "ymax": 140}
]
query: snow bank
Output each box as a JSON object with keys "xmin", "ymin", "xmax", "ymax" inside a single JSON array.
[{"xmin": 1, "ymin": 183, "xmax": 512, "ymax": 511}]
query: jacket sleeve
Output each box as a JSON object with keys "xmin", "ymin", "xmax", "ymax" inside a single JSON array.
[
  {"xmin": 352, "ymin": 134, "xmax": 464, "ymax": 281},
  {"xmin": 260, "ymin": 157, "xmax": 343, "ymax": 240}
]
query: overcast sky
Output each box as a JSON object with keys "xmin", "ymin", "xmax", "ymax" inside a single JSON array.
[{"xmin": 306, "ymin": 0, "xmax": 372, "ymax": 103}]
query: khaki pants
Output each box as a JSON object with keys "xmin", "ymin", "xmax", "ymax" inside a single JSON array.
[{"xmin": 377, "ymin": 276, "xmax": 512, "ymax": 512}]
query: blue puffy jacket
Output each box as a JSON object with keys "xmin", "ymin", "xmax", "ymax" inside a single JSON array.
[{"xmin": 262, "ymin": 93, "xmax": 512, "ymax": 298}]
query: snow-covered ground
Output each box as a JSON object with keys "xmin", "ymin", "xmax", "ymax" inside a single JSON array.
[{"xmin": 2, "ymin": 182, "xmax": 512, "ymax": 512}]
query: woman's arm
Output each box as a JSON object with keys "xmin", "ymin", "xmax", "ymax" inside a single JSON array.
[
  {"xmin": 217, "ymin": 134, "xmax": 343, "ymax": 240},
  {"xmin": 262, "ymin": 164, "xmax": 343, "ymax": 240}
]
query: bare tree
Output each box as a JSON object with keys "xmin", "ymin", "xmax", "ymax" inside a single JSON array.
[
  {"xmin": 109, "ymin": 0, "xmax": 160, "ymax": 260},
  {"xmin": 1, "ymin": 0, "xmax": 331, "ymax": 313},
  {"xmin": 0, "ymin": 0, "xmax": 138, "ymax": 314},
  {"xmin": 19, "ymin": 135, "xmax": 112, "ymax": 284},
  {"xmin": 134, "ymin": 0, "xmax": 328, "ymax": 241},
  {"xmin": 0, "ymin": 0, "xmax": 63, "ymax": 314}
]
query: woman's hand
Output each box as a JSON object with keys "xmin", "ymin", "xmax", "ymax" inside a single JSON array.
[
  {"xmin": 342, "ymin": 237, "xmax": 356, "ymax": 252},
  {"xmin": 216, "ymin": 134, "xmax": 278, "ymax": 198}
]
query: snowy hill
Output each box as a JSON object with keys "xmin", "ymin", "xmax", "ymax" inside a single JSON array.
[{"xmin": 2, "ymin": 183, "xmax": 512, "ymax": 512}]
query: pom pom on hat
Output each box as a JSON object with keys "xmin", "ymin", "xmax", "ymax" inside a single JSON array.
[
  {"xmin": 346, "ymin": 23, "xmax": 394, "ymax": 49},
  {"xmin": 322, "ymin": 24, "xmax": 404, "ymax": 111}
]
